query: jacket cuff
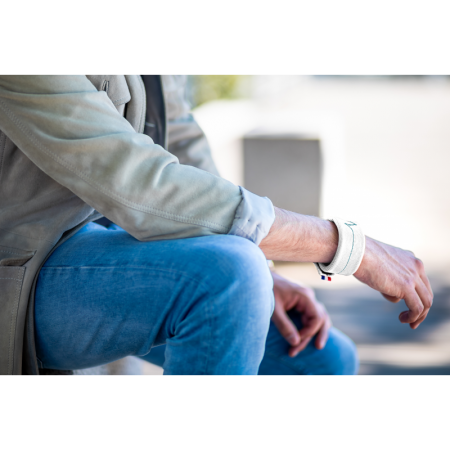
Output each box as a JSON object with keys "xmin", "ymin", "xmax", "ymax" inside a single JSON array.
[{"xmin": 228, "ymin": 187, "xmax": 275, "ymax": 245}]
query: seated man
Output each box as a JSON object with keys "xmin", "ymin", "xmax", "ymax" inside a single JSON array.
[{"xmin": 0, "ymin": 75, "xmax": 432, "ymax": 375}]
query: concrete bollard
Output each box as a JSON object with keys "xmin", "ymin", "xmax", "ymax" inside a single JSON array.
[{"xmin": 243, "ymin": 130, "xmax": 323, "ymax": 218}]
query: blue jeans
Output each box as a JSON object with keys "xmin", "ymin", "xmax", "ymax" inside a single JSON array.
[{"xmin": 35, "ymin": 223, "xmax": 358, "ymax": 375}]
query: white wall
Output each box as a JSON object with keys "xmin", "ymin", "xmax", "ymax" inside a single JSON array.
[{"xmin": 193, "ymin": 77, "xmax": 450, "ymax": 274}]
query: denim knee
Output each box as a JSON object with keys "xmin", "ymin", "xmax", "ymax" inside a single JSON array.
[
  {"xmin": 211, "ymin": 236, "xmax": 273, "ymax": 308},
  {"xmin": 200, "ymin": 236, "xmax": 274, "ymax": 346},
  {"xmin": 165, "ymin": 236, "xmax": 275, "ymax": 374}
]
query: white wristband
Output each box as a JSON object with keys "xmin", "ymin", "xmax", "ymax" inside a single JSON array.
[{"xmin": 315, "ymin": 218, "xmax": 365, "ymax": 280}]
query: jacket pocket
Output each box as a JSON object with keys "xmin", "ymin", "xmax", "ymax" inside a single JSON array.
[
  {"xmin": 85, "ymin": 75, "xmax": 131, "ymax": 116},
  {"xmin": 0, "ymin": 266, "xmax": 25, "ymax": 375},
  {"xmin": 0, "ymin": 245, "xmax": 35, "ymax": 267}
]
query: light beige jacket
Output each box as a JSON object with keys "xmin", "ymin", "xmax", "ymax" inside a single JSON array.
[{"xmin": 0, "ymin": 75, "xmax": 274, "ymax": 375}]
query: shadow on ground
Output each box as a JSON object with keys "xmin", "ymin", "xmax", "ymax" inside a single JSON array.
[{"xmin": 315, "ymin": 275, "xmax": 450, "ymax": 375}]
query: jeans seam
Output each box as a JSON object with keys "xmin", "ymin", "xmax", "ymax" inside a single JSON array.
[
  {"xmin": 202, "ymin": 290, "xmax": 214, "ymax": 375},
  {"xmin": 165, "ymin": 282, "xmax": 212, "ymax": 375}
]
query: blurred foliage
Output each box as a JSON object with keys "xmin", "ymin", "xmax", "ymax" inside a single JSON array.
[{"xmin": 188, "ymin": 75, "xmax": 248, "ymax": 108}]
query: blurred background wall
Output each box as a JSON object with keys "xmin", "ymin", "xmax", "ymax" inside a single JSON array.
[
  {"xmin": 190, "ymin": 75, "xmax": 450, "ymax": 275},
  {"xmin": 183, "ymin": 75, "xmax": 450, "ymax": 375}
]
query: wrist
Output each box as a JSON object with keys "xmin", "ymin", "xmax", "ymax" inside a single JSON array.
[
  {"xmin": 353, "ymin": 236, "xmax": 376, "ymax": 281},
  {"xmin": 260, "ymin": 207, "xmax": 339, "ymax": 262},
  {"xmin": 316, "ymin": 218, "xmax": 366, "ymax": 280},
  {"xmin": 321, "ymin": 219, "xmax": 339, "ymax": 264}
]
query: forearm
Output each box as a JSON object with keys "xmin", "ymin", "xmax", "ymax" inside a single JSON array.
[
  {"xmin": 261, "ymin": 206, "xmax": 433, "ymax": 329},
  {"xmin": 259, "ymin": 207, "xmax": 339, "ymax": 263}
]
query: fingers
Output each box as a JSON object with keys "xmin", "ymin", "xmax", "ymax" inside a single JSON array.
[
  {"xmin": 420, "ymin": 270, "xmax": 433, "ymax": 298},
  {"xmin": 355, "ymin": 238, "xmax": 434, "ymax": 328},
  {"xmin": 399, "ymin": 259, "xmax": 433, "ymax": 327},
  {"xmin": 296, "ymin": 308, "xmax": 324, "ymax": 341},
  {"xmin": 410, "ymin": 310, "xmax": 429, "ymax": 330},
  {"xmin": 315, "ymin": 315, "xmax": 332, "ymax": 350},
  {"xmin": 288, "ymin": 314, "xmax": 321, "ymax": 357},
  {"xmin": 290, "ymin": 303, "xmax": 329, "ymax": 357},
  {"xmin": 387, "ymin": 258, "xmax": 433, "ymax": 328},
  {"xmin": 399, "ymin": 280, "xmax": 431, "ymax": 325},
  {"xmin": 409, "ymin": 279, "xmax": 433, "ymax": 329},
  {"xmin": 382, "ymin": 293, "xmax": 402, "ymax": 303},
  {"xmin": 294, "ymin": 287, "xmax": 317, "ymax": 312},
  {"xmin": 289, "ymin": 336, "xmax": 312, "ymax": 357},
  {"xmin": 294, "ymin": 289, "xmax": 322, "ymax": 336},
  {"xmin": 399, "ymin": 288, "xmax": 423, "ymax": 324},
  {"xmin": 418, "ymin": 264, "xmax": 434, "ymax": 312},
  {"xmin": 271, "ymin": 304, "xmax": 301, "ymax": 347},
  {"xmin": 289, "ymin": 316, "xmax": 330, "ymax": 356}
]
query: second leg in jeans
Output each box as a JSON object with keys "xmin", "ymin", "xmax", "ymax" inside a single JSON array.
[{"xmin": 257, "ymin": 311, "xmax": 359, "ymax": 375}]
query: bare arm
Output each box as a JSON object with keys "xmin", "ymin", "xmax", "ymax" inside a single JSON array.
[
  {"xmin": 260, "ymin": 207, "xmax": 433, "ymax": 328},
  {"xmin": 260, "ymin": 207, "xmax": 339, "ymax": 263}
]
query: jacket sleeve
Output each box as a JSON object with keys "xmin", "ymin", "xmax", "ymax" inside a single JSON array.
[
  {"xmin": 163, "ymin": 75, "xmax": 220, "ymax": 176},
  {"xmin": 0, "ymin": 75, "xmax": 242, "ymax": 241},
  {"xmin": 163, "ymin": 75, "xmax": 276, "ymax": 245}
]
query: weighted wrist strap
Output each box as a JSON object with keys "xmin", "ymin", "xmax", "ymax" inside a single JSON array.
[{"xmin": 315, "ymin": 218, "xmax": 365, "ymax": 279}]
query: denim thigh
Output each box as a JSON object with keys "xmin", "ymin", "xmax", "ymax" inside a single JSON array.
[{"xmin": 34, "ymin": 222, "xmax": 272, "ymax": 371}]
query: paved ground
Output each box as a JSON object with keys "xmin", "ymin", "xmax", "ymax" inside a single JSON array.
[
  {"xmin": 280, "ymin": 265, "xmax": 450, "ymax": 375},
  {"xmin": 319, "ymin": 281, "xmax": 450, "ymax": 374},
  {"xmin": 142, "ymin": 362, "xmax": 164, "ymax": 375}
]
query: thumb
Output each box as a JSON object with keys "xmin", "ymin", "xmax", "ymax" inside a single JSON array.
[{"xmin": 272, "ymin": 307, "xmax": 301, "ymax": 346}]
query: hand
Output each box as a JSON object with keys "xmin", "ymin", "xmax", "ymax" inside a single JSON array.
[
  {"xmin": 271, "ymin": 272, "xmax": 332, "ymax": 357},
  {"xmin": 354, "ymin": 237, "xmax": 433, "ymax": 329}
]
